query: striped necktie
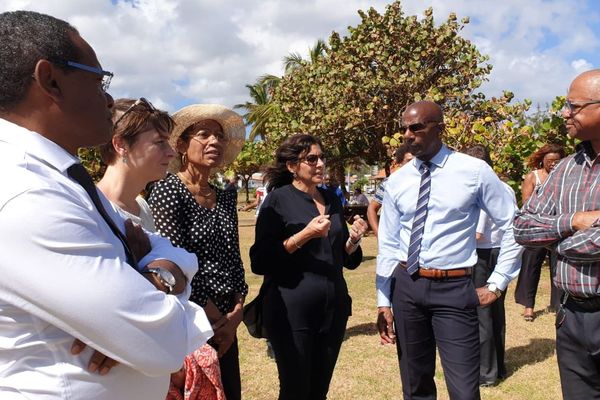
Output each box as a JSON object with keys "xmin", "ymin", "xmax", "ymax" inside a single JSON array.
[
  {"xmin": 406, "ymin": 161, "xmax": 431, "ymax": 277},
  {"xmin": 67, "ymin": 163, "xmax": 138, "ymax": 270}
]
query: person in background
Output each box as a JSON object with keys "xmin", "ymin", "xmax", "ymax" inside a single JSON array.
[
  {"xmin": 239, "ymin": 176, "xmax": 268, "ymax": 216},
  {"xmin": 367, "ymin": 144, "xmax": 413, "ymax": 237},
  {"xmin": 224, "ymin": 176, "xmax": 239, "ymax": 193},
  {"xmin": 464, "ymin": 144, "xmax": 520, "ymax": 387},
  {"xmin": 514, "ymin": 143, "xmax": 566, "ymax": 321},
  {"xmin": 97, "ymin": 98, "xmax": 225, "ymax": 399},
  {"xmin": 250, "ymin": 134, "xmax": 367, "ymax": 400},
  {"xmin": 0, "ymin": 11, "xmax": 212, "ymax": 400},
  {"xmin": 321, "ymin": 175, "xmax": 347, "ymax": 206},
  {"xmin": 148, "ymin": 104, "xmax": 247, "ymax": 400},
  {"xmin": 350, "ymin": 187, "xmax": 369, "ymax": 206},
  {"xmin": 514, "ymin": 69, "xmax": 600, "ymax": 399}
]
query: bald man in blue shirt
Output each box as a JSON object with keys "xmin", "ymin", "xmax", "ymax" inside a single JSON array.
[{"xmin": 376, "ymin": 101, "xmax": 522, "ymax": 399}]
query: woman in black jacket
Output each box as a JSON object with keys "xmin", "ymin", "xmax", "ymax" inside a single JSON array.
[{"xmin": 250, "ymin": 134, "xmax": 368, "ymax": 400}]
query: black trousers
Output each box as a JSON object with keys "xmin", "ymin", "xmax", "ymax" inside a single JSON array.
[
  {"xmin": 514, "ymin": 247, "xmax": 561, "ymax": 310},
  {"xmin": 556, "ymin": 302, "xmax": 600, "ymax": 399},
  {"xmin": 473, "ymin": 248, "xmax": 506, "ymax": 383},
  {"xmin": 391, "ymin": 266, "xmax": 481, "ymax": 400},
  {"xmin": 211, "ymin": 336, "xmax": 241, "ymax": 400},
  {"xmin": 264, "ymin": 277, "xmax": 350, "ymax": 400}
]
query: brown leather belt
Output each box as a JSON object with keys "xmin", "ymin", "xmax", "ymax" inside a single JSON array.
[
  {"xmin": 400, "ymin": 263, "xmax": 472, "ymax": 280},
  {"xmin": 418, "ymin": 268, "xmax": 472, "ymax": 279}
]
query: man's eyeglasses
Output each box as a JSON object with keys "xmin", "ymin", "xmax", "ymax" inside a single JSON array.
[
  {"xmin": 301, "ymin": 154, "xmax": 326, "ymax": 166},
  {"xmin": 400, "ymin": 121, "xmax": 442, "ymax": 132},
  {"xmin": 113, "ymin": 97, "xmax": 157, "ymax": 127},
  {"xmin": 48, "ymin": 58, "xmax": 113, "ymax": 92},
  {"xmin": 564, "ymin": 99, "xmax": 600, "ymax": 115}
]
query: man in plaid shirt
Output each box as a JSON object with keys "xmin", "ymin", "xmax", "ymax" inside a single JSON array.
[{"xmin": 514, "ymin": 69, "xmax": 600, "ymax": 399}]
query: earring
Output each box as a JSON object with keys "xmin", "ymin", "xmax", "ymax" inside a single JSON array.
[
  {"xmin": 122, "ymin": 156, "xmax": 128, "ymax": 164},
  {"xmin": 181, "ymin": 152, "xmax": 188, "ymax": 166},
  {"xmin": 293, "ymin": 171, "xmax": 297, "ymax": 179}
]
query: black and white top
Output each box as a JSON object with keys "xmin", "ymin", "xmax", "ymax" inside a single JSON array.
[{"xmin": 148, "ymin": 173, "xmax": 248, "ymax": 314}]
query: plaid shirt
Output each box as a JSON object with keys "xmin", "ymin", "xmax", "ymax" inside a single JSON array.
[{"xmin": 514, "ymin": 141, "xmax": 600, "ymax": 298}]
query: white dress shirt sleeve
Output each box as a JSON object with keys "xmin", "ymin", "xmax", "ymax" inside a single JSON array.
[
  {"xmin": 0, "ymin": 186, "xmax": 213, "ymax": 377},
  {"xmin": 477, "ymin": 169, "xmax": 523, "ymax": 290},
  {"xmin": 376, "ymin": 184, "xmax": 403, "ymax": 307},
  {"xmin": 476, "ymin": 211, "xmax": 487, "ymax": 236}
]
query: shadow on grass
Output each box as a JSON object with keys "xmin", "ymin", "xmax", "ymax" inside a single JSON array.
[
  {"xmin": 362, "ymin": 255, "xmax": 376, "ymax": 261},
  {"xmin": 344, "ymin": 322, "xmax": 378, "ymax": 339},
  {"xmin": 505, "ymin": 338, "xmax": 555, "ymax": 377}
]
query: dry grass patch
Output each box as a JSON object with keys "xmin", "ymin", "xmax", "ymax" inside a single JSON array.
[{"xmin": 236, "ymin": 214, "xmax": 560, "ymax": 399}]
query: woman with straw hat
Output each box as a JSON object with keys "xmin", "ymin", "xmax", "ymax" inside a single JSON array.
[{"xmin": 148, "ymin": 104, "xmax": 247, "ymax": 400}]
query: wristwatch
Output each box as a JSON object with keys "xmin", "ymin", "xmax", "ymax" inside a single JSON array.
[
  {"xmin": 146, "ymin": 267, "xmax": 176, "ymax": 294},
  {"xmin": 487, "ymin": 283, "xmax": 502, "ymax": 299}
]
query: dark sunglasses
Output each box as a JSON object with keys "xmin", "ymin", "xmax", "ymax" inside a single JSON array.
[
  {"xmin": 113, "ymin": 97, "xmax": 157, "ymax": 127},
  {"xmin": 301, "ymin": 154, "xmax": 326, "ymax": 166},
  {"xmin": 48, "ymin": 58, "xmax": 113, "ymax": 92},
  {"xmin": 400, "ymin": 121, "xmax": 442, "ymax": 132}
]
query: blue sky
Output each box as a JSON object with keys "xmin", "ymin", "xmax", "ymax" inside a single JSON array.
[{"xmin": 2, "ymin": 0, "xmax": 600, "ymax": 113}]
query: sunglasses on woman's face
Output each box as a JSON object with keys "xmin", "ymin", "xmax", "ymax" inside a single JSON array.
[
  {"xmin": 301, "ymin": 154, "xmax": 326, "ymax": 166},
  {"xmin": 113, "ymin": 97, "xmax": 157, "ymax": 127}
]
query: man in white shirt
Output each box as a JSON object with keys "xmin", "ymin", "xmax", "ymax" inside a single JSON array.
[
  {"xmin": 0, "ymin": 10, "xmax": 212, "ymax": 399},
  {"xmin": 465, "ymin": 144, "xmax": 519, "ymax": 387}
]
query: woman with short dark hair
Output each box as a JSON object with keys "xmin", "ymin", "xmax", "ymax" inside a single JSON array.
[{"xmin": 250, "ymin": 133, "xmax": 368, "ymax": 400}]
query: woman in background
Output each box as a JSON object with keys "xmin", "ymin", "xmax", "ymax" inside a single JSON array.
[
  {"xmin": 250, "ymin": 134, "xmax": 368, "ymax": 400},
  {"xmin": 514, "ymin": 143, "xmax": 566, "ymax": 321}
]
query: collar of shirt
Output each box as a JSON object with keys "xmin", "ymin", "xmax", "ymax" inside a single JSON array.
[
  {"xmin": 412, "ymin": 144, "xmax": 451, "ymax": 171},
  {"xmin": 575, "ymin": 141, "xmax": 598, "ymax": 167},
  {"xmin": 0, "ymin": 118, "xmax": 79, "ymax": 175}
]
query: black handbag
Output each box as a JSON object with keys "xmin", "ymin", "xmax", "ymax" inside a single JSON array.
[{"xmin": 243, "ymin": 278, "xmax": 270, "ymax": 339}]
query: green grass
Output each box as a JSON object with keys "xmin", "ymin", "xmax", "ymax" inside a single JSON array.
[{"xmin": 236, "ymin": 211, "xmax": 560, "ymax": 399}]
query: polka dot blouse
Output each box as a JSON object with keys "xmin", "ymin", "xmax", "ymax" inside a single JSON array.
[{"xmin": 148, "ymin": 173, "xmax": 248, "ymax": 314}]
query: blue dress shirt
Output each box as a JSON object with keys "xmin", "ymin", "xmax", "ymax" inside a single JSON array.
[{"xmin": 376, "ymin": 145, "xmax": 522, "ymax": 307}]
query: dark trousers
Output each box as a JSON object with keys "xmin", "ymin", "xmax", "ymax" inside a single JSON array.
[
  {"xmin": 514, "ymin": 247, "xmax": 561, "ymax": 310},
  {"xmin": 473, "ymin": 248, "xmax": 506, "ymax": 383},
  {"xmin": 391, "ymin": 266, "xmax": 481, "ymax": 400},
  {"xmin": 556, "ymin": 302, "xmax": 600, "ymax": 399},
  {"xmin": 211, "ymin": 337, "xmax": 241, "ymax": 400},
  {"xmin": 264, "ymin": 296, "xmax": 349, "ymax": 399}
]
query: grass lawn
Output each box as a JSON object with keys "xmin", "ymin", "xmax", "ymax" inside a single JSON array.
[{"xmin": 236, "ymin": 211, "xmax": 561, "ymax": 399}]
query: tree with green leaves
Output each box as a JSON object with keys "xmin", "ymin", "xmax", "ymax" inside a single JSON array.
[
  {"xmin": 227, "ymin": 140, "xmax": 273, "ymax": 203},
  {"xmin": 264, "ymin": 2, "xmax": 495, "ymax": 179},
  {"xmin": 234, "ymin": 74, "xmax": 281, "ymax": 142}
]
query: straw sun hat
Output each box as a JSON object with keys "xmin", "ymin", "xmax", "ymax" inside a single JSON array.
[{"xmin": 168, "ymin": 104, "xmax": 246, "ymax": 172}]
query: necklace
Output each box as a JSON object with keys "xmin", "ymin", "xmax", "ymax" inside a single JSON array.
[{"xmin": 177, "ymin": 173, "xmax": 214, "ymax": 197}]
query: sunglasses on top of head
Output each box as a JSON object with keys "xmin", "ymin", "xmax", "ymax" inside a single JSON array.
[{"xmin": 113, "ymin": 97, "xmax": 157, "ymax": 127}]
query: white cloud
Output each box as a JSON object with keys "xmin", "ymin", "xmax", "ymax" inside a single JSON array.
[
  {"xmin": 571, "ymin": 58, "xmax": 594, "ymax": 73},
  {"xmin": 1, "ymin": 0, "xmax": 599, "ymax": 112}
]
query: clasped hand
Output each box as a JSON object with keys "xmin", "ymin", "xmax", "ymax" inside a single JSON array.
[
  {"xmin": 349, "ymin": 215, "xmax": 368, "ymax": 243},
  {"xmin": 211, "ymin": 307, "xmax": 243, "ymax": 357},
  {"xmin": 306, "ymin": 214, "xmax": 331, "ymax": 237}
]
